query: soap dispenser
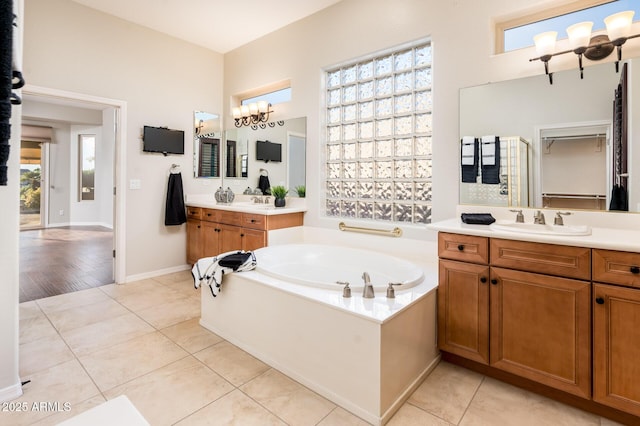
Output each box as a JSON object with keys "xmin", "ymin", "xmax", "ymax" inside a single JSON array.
[
  {"xmin": 225, "ymin": 187, "xmax": 235, "ymax": 203},
  {"xmin": 214, "ymin": 187, "xmax": 224, "ymax": 203}
]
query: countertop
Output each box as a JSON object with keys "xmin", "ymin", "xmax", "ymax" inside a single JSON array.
[
  {"xmin": 428, "ymin": 218, "xmax": 640, "ymax": 252},
  {"xmin": 186, "ymin": 194, "xmax": 307, "ymax": 216}
]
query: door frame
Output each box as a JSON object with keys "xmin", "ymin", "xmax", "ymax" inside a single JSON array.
[{"xmin": 22, "ymin": 85, "xmax": 127, "ymax": 284}]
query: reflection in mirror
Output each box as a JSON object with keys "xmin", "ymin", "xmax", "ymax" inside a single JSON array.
[
  {"xmin": 459, "ymin": 58, "xmax": 639, "ymax": 213},
  {"xmin": 193, "ymin": 111, "xmax": 221, "ymax": 178},
  {"xmin": 222, "ymin": 117, "xmax": 306, "ymax": 196}
]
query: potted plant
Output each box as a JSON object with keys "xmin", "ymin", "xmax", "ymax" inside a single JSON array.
[
  {"xmin": 294, "ymin": 185, "xmax": 306, "ymax": 198},
  {"xmin": 270, "ymin": 185, "xmax": 288, "ymax": 207}
]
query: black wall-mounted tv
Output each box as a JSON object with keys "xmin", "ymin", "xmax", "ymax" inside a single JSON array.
[
  {"xmin": 143, "ymin": 125, "xmax": 185, "ymax": 156},
  {"xmin": 256, "ymin": 140, "xmax": 281, "ymax": 162}
]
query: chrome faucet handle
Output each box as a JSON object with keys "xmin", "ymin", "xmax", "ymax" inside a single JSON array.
[
  {"xmin": 386, "ymin": 282, "xmax": 402, "ymax": 299},
  {"xmin": 509, "ymin": 209, "xmax": 524, "ymax": 223},
  {"xmin": 336, "ymin": 281, "xmax": 351, "ymax": 298},
  {"xmin": 554, "ymin": 211, "xmax": 572, "ymax": 226}
]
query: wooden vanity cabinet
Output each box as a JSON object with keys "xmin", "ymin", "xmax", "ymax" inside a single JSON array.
[
  {"xmin": 593, "ymin": 249, "xmax": 640, "ymax": 417},
  {"xmin": 437, "ymin": 233, "xmax": 592, "ymax": 399},
  {"xmin": 186, "ymin": 206, "xmax": 302, "ymax": 263}
]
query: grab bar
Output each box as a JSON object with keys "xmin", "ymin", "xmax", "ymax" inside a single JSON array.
[{"xmin": 338, "ymin": 222, "xmax": 403, "ymax": 238}]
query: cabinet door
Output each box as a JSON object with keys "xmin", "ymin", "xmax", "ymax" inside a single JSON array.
[
  {"xmin": 438, "ymin": 259, "xmax": 490, "ymax": 364},
  {"xmin": 201, "ymin": 221, "xmax": 221, "ymax": 257},
  {"xmin": 490, "ymin": 267, "xmax": 591, "ymax": 399},
  {"xmin": 594, "ymin": 283, "xmax": 640, "ymax": 416},
  {"xmin": 241, "ymin": 228, "xmax": 267, "ymax": 252},
  {"xmin": 186, "ymin": 219, "xmax": 203, "ymax": 264},
  {"xmin": 219, "ymin": 223, "xmax": 243, "ymax": 253}
]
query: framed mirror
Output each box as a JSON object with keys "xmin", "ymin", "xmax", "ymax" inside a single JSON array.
[
  {"xmin": 193, "ymin": 111, "xmax": 221, "ymax": 178},
  {"xmin": 221, "ymin": 117, "xmax": 306, "ymax": 196},
  {"xmin": 459, "ymin": 58, "xmax": 639, "ymax": 213}
]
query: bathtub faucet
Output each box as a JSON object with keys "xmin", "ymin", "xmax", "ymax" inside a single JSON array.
[{"xmin": 362, "ymin": 272, "xmax": 375, "ymax": 298}]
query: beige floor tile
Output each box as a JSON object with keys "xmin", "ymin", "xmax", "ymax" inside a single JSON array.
[
  {"xmin": 113, "ymin": 284, "xmax": 185, "ymax": 312},
  {"xmin": 161, "ymin": 278, "xmax": 201, "ymax": 298},
  {"xmin": 317, "ymin": 407, "xmax": 371, "ymax": 426},
  {"xmin": 103, "ymin": 356, "xmax": 234, "ymax": 426},
  {"xmin": 60, "ymin": 312, "xmax": 154, "ymax": 356},
  {"xmin": 160, "ymin": 318, "xmax": 223, "ymax": 353},
  {"xmin": 20, "ymin": 300, "xmax": 43, "ymax": 319},
  {"xmin": 195, "ymin": 341, "xmax": 269, "ymax": 386},
  {"xmin": 20, "ymin": 334, "xmax": 75, "ymax": 377},
  {"xmin": 459, "ymin": 377, "xmax": 601, "ymax": 426},
  {"xmin": 2, "ymin": 359, "xmax": 100, "ymax": 426},
  {"xmin": 241, "ymin": 368, "xmax": 335, "ymax": 426},
  {"xmin": 36, "ymin": 288, "xmax": 110, "ymax": 314},
  {"xmin": 387, "ymin": 404, "xmax": 452, "ymax": 426},
  {"xmin": 408, "ymin": 361, "xmax": 483, "ymax": 424},
  {"xmin": 135, "ymin": 296, "xmax": 201, "ymax": 329},
  {"xmin": 78, "ymin": 331, "xmax": 189, "ymax": 392},
  {"xmin": 153, "ymin": 270, "xmax": 193, "ymax": 285},
  {"xmin": 19, "ymin": 310, "xmax": 59, "ymax": 344},
  {"xmin": 98, "ymin": 278, "xmax": 161, "ymax": 298},
  {"xmin": 31, "ymin": 395, "xmax": 107, "ymax": 425},
  {"xmin": 175, "ymin": 389, "xmax": 285, "ymax": 426},
  {"xmin": 46, "ymin": 298, "xmax": 130, "ymax": 332}
]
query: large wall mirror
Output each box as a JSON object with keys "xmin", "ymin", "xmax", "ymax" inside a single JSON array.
[
  {"xmin": 222, "ymin": 117, "xmax": 306, "ymax": 196},
  {"xmin": 459, "ymin": 58, "xmax": 639, "ymax": 213},
  {"xmin": 193, "ymin": 111, "xmax": 221, "ymax": 178}
]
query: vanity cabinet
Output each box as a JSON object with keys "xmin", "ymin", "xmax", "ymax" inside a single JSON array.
[
  {"xmin": 437, "ymin": 233, "xmax": 592, "ymax": 399},
  {"xmin": 593, "ymin": 249, "xmax": 640, "ymax": 417},
  {"xmin": 186, "ymin": 206, "xmax": 303, "ymax": 263}
]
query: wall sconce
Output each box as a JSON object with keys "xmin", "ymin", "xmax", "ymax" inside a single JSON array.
[
  {"xmin": 530, "ymin": 10, "xmax": 638, "ymax": 84},
  {"xmin": 195, "ymin": 119, "xmax": 204, "ymax": 135}
]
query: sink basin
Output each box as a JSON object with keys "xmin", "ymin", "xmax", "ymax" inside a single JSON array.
[
  {"xmin": 224, "ymin": 202, "xmax": 276, "ymax": 210},
  {"xmin": 490, "ymin": 220, "xmax": 591, "ymax": 236}
]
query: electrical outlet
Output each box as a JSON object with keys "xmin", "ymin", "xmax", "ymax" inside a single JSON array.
[{"xmin": 59, "ymin": 209, "xmax": 64, "ymax": 216}]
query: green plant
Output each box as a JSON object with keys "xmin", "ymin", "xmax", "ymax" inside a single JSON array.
[
  {"xmin": 294, "ymin": 185, "xmax": 306, "ymax": 198},
  {"xmin": 270, "ymin": 185, "xmax": 288, "ymax": 199}
]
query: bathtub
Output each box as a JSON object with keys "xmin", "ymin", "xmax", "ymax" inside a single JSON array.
[{"xmin": 199, "ymin": 243, "xmax": 439, "ymax": 425}]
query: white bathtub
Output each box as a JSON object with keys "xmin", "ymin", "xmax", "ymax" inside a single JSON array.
[
  {"xmin": 200, "ymin": 243, "xmax": 439, "ymax": 425},
  {"xmin": 255, "ymin": 243, "xmax": 424, "ymax": 291}
]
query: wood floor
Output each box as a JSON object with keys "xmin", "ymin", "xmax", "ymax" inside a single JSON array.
[{"xmin": 19, "ymin": 226, "xmax": 114, "ymax": 303}]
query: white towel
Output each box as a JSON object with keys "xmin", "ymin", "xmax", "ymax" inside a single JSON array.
[
  {"xmin": 461, "ymin": 136, "xmax": 475, "ymax": 166},
  {"xmin": 191, "ymin": 250, "xmax": 257, "ymax": 297},
  {"xmin": 481, "ymin": 135, "xmax": 497, "ymax": 166}
]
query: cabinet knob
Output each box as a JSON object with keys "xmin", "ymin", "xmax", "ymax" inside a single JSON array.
[
  {"xmin": 631, "ymin": 266, "xmax": 640, "ymax": 274},
  {"xmin": 595, "ymin": 297, "xmax": 605, "ymax": 305},
  {"xmin": 251, "ymin": 219, "xmax": 256, "ymax": 223},
  {"xmin": 207, "ymin": 213, "xmax": 212, "ymax": 217},
  {"xmin": 457, "ymin": 244, "xmax": 464, "ymax": 251},
  {"xmin": 240, "ymin": 234, "xmax": 244, "ymax": 237},
  {"xmin": 490, "ymin": 279, "xmax": 498, "ymax": 285},
  {"xmin": 480, "ymin": 277, "xmax": 487, "ymax": 283},
  {"xmin": 197, "ymin": 225, "xmax": 200, "ymax": 229}
]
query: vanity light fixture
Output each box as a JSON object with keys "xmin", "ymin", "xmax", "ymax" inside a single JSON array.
[
  {"xmin": 530, "ymin": 10, "xmax": 638, "ymax": 84},
  {"xmin": 231, "ymin": 101, "xmax": 284, "ymax": 130}
]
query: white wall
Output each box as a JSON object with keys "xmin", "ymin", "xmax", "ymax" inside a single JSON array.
[
  {"xmin": 222, "ymin": 0, "xmax": 640, "ymax": 241},
  {"xmin": 0, "ymin": 0, "xmax": 23, "ymax": 403},
  {"xmin": 23, "ymin": 0, "xmax": 224, "ymax": 277}
]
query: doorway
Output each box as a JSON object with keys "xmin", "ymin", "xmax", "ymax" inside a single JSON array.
[
  {"xmin": 20, "ymin": 85, "xmax": 126, "ymax": 301},
  {"xmin": 19, "ymin": 140, "xmax": 45, "ymax": 228}
]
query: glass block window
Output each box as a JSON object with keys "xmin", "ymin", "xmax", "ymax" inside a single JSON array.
[{"xmin": 324, "ymin": 40, "xmax": 432, "ymax": 224}]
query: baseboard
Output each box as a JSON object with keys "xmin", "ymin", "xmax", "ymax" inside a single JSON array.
[
  {"xmin": 125, "ymin": 264, "xmax": 190, "ymax": 283},
  {"xmin": 0, "ymin": 382, "xmax": 23, "ymax": 403},
  {"xmin": 47, "ymin": 221, "xmax": 113, "ymax": 229}
]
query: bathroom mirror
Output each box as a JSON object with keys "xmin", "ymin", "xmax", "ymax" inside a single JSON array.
[
  {"xmin": 459, "ymin": 57, "xmax": 639, "ymax": 212},
  {"xmin": 221, "ymin": 117, "xmax": 306, "ymax": 195},
  {"xmin": 193, "ymin": 111, "xmax": 221, "ymax": 178}
]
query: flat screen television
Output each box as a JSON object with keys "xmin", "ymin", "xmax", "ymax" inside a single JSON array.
[
  {"xmin": 256, "ymin": 140, "xmax": 281, "ymax": 162},
  {"xmin": 143, "ymin": 125, "xmax": 184, "ymax": 155}
]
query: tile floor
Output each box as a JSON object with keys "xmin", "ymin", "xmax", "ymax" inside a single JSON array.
[{"xmin": 6, "ymin": 271, "xmax": 625, "ymax": 425}]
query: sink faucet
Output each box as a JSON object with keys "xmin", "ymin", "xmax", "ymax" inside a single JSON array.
[
  {"xmin": 533, "ymin": 210, "xmax": 546, "ymax": 225},
  {"xmin": 554, "ymin": 211, "xmax": 572, "ymax": 226},
  {"xmin": 362, "ymin": 272, "xmax": 375, "ymax": 298},
  {"xmin": 251, "ymin": 196, "xmax": 264, "ymax": 204}
]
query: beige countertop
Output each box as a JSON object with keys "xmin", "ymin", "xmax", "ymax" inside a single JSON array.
[
  {"xmin": 428, "ymin": 218, "xmax": 640, "ymax": 252},
  {"xmin": 185, "ymin": 194, "xmax": 307, "ymax": 216}
]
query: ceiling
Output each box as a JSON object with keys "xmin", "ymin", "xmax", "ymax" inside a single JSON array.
[{"xmin": 70, "ymin": 0, "xmax": 343, "ymax": 53}]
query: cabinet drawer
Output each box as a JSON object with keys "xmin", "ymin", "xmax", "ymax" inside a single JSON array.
[
  {"xmin": 593, "ymin": 249, "xmax": 640, "ymax": 288},
  {"xmin": 438, "ymin": 232, "xmax": 489, "ymax": 265},
  {"xmin": 202, "ymin": 209, "xmax": 221, "ymax": 222},
  {"xmin": 218, "ymin": 210, "xmax": 242, "ymax": 226},
  {"xmin": 186, "ymin": 207, "xmax": 202, "ymax": 220},
  {"xmin": 242, "ymin": 213, "xmax": 266, "ymax": 230},
  {"xmin": 490, "ymin": 239, "xmax": 591, "ymax": 281}
]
